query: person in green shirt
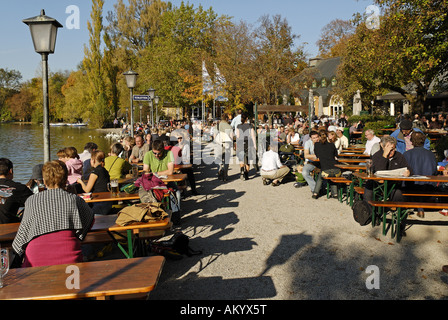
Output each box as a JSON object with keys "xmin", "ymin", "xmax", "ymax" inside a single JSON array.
[
  {"xmin": 105, "ymin": 143, "xmax": 133, "ymax": 180},
  {"xmin": 143, "ymin": 139, "xmax": 181, "ymax": 222},
  {"xmin": 143, "ymin": 139, "xmax": 174, "ymax": 176}
]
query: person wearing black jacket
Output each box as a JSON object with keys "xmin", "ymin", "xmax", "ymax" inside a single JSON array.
[
  {"xmin": 0, "ymin": 158, "xmax": 33, "ymax": 224},
  {"xmin": 312, "ymin": 130, "xmax": 341, "ymax": 199},
  {"xmin": 363, "ymin": 136, "xmax": 412, "ymax": 203}
]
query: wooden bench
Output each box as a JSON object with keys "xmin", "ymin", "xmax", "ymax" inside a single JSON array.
[
  {"xmin": 402, "ymin": 190, "xmax": 448, "ymax": 198},
  {"xmin": 323, "ymin": 176, "xmax": 352, "ymax": 203},
  {"xmin": 368, "ymin": 201, "xmax": 448, "ymax": 242}
]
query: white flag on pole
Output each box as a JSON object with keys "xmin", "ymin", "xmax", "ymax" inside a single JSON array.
[
  {"xmin": 202, "ymin": 61, "xmax": 213, "ymax": 96},
  {"xmin": 214, "ymin": 63, "xmax": 228, "ymax": 102}
]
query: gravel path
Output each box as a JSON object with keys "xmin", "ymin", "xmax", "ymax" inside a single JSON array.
[{"xmin": 144, "ymin": 156, "xmax": 448, "ymax": 301}]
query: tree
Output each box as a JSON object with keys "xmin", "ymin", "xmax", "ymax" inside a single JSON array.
[
  {"xmin": 212, "ymin": 20, "xmax": 254, "ymax": 113},
  {"xmin": 0, "ymin": 68, "xmax": 22, "ymax": 121},
  {"xmin": 7, "ymin": 87, "xmax": 34, "ymax": 121},
  {"xmin": 337, "ymin": 0, "xmax": 448, "ymax": 114},
  {"xmin": 250, "ymin": 14, "xmax": 305, "ymax": 106},
  {"xmin": 61, "ymin": 70, "xmax": 91, "ymax": 122},
  {"xmin": 316, "ymin": 19, "xmax": 355, "ymax": 58},
  {"xmin": 83, "ymin": 0, "xmax": 109, "ymax": 128},
  {"xmin": 138, "ymin": 2, "xmax": 224, "ymax": 113}
]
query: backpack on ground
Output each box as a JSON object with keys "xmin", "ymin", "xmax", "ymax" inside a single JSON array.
[
  {"xmin": 149, "ymin": 231, "xmax": 202, "ymax": 259},
  {"xmin": 352, "ymin": 200, "xmax": 372, "ymax": 226},
  {"xmin": 279, "ymin": 144, "xmax": 295, "ymax": 153}
]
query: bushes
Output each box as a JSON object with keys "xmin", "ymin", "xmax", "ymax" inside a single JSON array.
[{"xmin": 348, "ymin": 115, "xmax": 395, "ymax": 143}]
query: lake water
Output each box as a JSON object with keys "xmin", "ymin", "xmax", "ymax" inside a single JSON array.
[{"xmin": 0, "ymin": 123, "xmax": 121, "ymax": 184}]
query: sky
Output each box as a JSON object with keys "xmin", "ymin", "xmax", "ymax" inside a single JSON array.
[{"xmin": 0, "ymin": 0, "xmax": 374, "ymax": 82}]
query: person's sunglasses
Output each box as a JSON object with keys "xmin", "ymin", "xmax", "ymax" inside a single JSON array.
[{"xmin": 152, "ymin": 151, "xmax": 162, "ymax": 156}]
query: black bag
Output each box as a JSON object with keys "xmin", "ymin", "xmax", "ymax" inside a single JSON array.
[
  {"xmin": 352, "ymin": 200, "xmax": 372, "ymax": 226},
  {"xmin": 150, "ymin": 231, "xmax": 202, "ymax": 259},
  {"xmin": 279, "ymin": 144, "xmax": 295, "ymax": 153}
]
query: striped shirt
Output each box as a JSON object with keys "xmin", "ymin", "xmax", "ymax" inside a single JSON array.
[{"xmin": 12, "ymin": 188, "xmax": 94, "ymax": 256}]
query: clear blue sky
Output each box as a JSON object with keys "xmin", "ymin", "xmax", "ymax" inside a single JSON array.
[{"xmin": 0, "ymin": 0, "xmax": 373, "ymax": 82}]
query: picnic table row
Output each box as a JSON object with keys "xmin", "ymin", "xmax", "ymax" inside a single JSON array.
[
  {"xmin": 0, "ymin": 171, "xmax": 189, "ymax": 300},
  {"xmin": 323, "ymin": 162, "xmax": 448, "ymax": 242}
]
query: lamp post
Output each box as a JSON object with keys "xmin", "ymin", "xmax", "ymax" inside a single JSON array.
[
  {"xmin": 139, "ymin": 105, "xmax": 142, "ymax": 123},
  {"xmin": 123, "ymin": 70, "xmax": 138, "ymax": 137},
  {"xmin": 154, "ymin": 96, "xmax": 160, "ymax": 124},
  {"xmin": 148, "ymin": 88, "xmax": 156, "ymax": 127},
  {"xmin": 23, "ymin": 10, "xmax": 62, "ymax": 163}
]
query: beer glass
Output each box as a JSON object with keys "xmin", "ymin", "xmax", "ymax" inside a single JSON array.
[
  {"xmin": 108, "ymin": 179, "xmax": 119, "ymax": 197},
  {"xmin": 132, "ymin": 164, "xmax": 139, "ymax": 179},
  {"xmin": 0, "ymin": 246, "xmax": 9, "ymax": 288}
]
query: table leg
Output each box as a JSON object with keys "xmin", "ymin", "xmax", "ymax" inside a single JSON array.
[{"xmin": 127, "ymin": 230, "xmax": 134, "ymax": 259}]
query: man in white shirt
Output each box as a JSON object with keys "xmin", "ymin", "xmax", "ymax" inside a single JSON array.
[
  {"xmin": 364, "ymin": 129, "xmax": 381, "ymax": 155},
  {"xmin": 335, "ymin": 127, "xmax": 349, "ymax": 152},
  {"xmin": 79, "ymin": 142, "xmax": 98, "ymax": 163},
  {"xmin": 260, "ymin": 144, "xmax": 290, "ymax": 187},
  {"xmin": 230, "ymin": 109, "xmax": 242, "ymax": 133}
]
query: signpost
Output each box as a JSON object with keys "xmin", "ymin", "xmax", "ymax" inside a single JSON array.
[{"xmin": 133, "ymin": 95, "xmax": 150, "ymax": 101}]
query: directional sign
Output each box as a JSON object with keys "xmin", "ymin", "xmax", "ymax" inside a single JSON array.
[{"xmin": 133, "ymin": 95, "xmax": 150, "ymax": 101}]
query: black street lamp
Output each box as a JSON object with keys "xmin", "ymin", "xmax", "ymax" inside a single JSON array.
[
  {"xmin": 154, "ymin": 96, "xmax": 160, "ymax": 124},
  {"xmin": 23, "ymin": 10, "xmax": 62, "ymax": 163},
  {"xmin": 148, "ymin": 88, "xmax": 156, "ymax": 127},
  {"xmin": 123, "ymin": 70, "xmax": 138, "ymax": 137},
  {"xmin": 139, "ymin": 105, "xmax": 142, "ymax": 123}
]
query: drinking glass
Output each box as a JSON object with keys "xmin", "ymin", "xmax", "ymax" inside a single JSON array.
[
  {"xmin": 132, "ymin": 164, "xmax": 139, "ymax": 179},
  {"xmin": 0, "ymin": 246, "xmax": 9, "ymax": 289},
  {"xmin": 108, "ymin": 179, "xmax": 120, "ymax": 197}
]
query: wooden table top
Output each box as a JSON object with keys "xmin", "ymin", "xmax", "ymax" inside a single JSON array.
[
  {"xmin": 343, "ymin": 146, "xmax": 365, "ymax": 150},
  {"xmin": 353, "ymin": 172, "xmax": 448, "ymax": 183},
  {"xmin": 337, "ymin": 158, "xmax": 368, "ymax": 163},
  {"xmin": 0, "ymin": 256, "xmax": 165, "ymax": 300},
  {"xmin": 119, "ymin": 173, "xmax": 187, "ymax": 185},
  {"xmin": 335, "ymin": 164, "xmax": 367, "ymax": 171},
  {"xmin": 84, "ymin": 191, "xmax": 140, "ymax": 203},
  {"xmin": 340, "ymin": 149, "xmax": 365, "ymax": 154},
  {"xmin": 337, "ymin": 153, "xmax": 370, "ymax": 158},
  {"xmin": 368, "ymin": 201, "xmax": 448, "ymax": 210}
]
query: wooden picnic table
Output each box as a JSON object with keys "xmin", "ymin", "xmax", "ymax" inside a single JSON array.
[
  {"xmin": 340, "ymin": 149, "xmax": 365, "ymax": 154},
  {"xmin": 368, "ymin": 201, "xmax": 448, "ymax": 242},
  {"xmin": 352, "ymin": 171, "xmax": 448, "ymax": 232},
  {"xmin": 83, "ymin": 191, "xmax": 140, "ymax": 203},
  {"xmin": 119, "ymin": 173, "xmax": 187, "ymax": 185},
  {"xmin": 337, "ymin": 152, "xmax": 370, "ymax": 158},
  {"xmin": 337, "ymin": 158, "xmax": 367, "ymax": 164},
  {"xmin": 335, "ymin": 163, "xmax": 367, "ymax": 172},
  {"xmin": 353, "ymin": 172, "xmax": 448, "ymax": 198},
  {"xmin": 0, "ymin": 256, "xmax": 165, "ymax": 300}
]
